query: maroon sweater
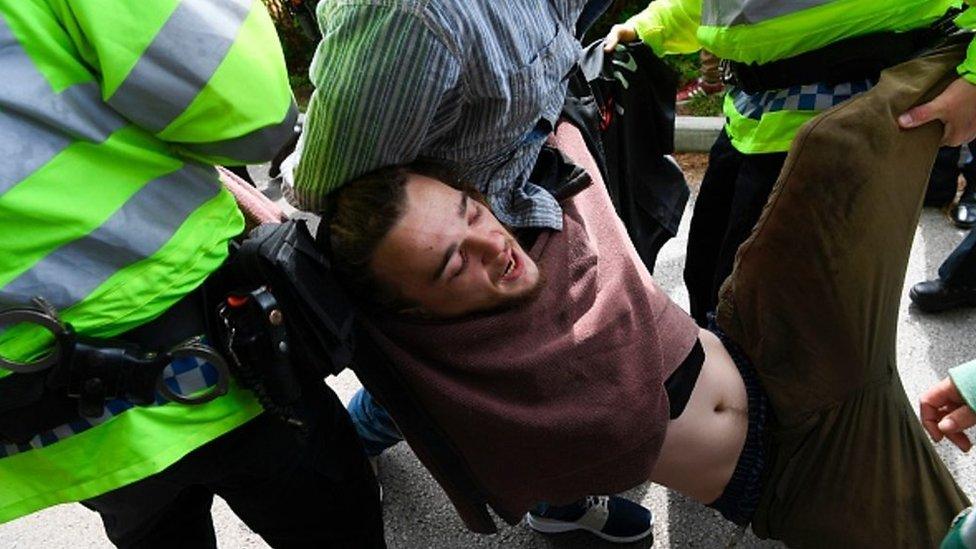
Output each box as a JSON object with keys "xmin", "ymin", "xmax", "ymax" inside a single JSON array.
[{"xmin": 363, "ymin": 123, "xmax": 699, "ymax": 520}]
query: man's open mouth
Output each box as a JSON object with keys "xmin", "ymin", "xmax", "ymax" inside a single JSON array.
[{"xmin": 500, "ymin": 247, "xmax": 523, "ymax": 282}]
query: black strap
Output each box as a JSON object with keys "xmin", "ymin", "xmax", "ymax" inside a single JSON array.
[
  {"xmin": 0, "ymin": 286, "xmax": 211, "ymax": 444},
  {"xmin": 728, "ymin": 26, "xmax": 940, "ymax": 94},
  {"xmin": 529, "ymin": 143, "xmax": 593, "ymax": 202},
  {"xmin": 0, "ymin": 370, "xmax": 79, "ymax": 445},
  {"xmin": 664, "ymin": 338, "xmax": 705, "ymax": 420}
]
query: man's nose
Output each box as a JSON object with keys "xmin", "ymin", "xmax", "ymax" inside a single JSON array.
[{"xmin": 469, "ymin": 231, "xmax": 506, "ymax": 263}]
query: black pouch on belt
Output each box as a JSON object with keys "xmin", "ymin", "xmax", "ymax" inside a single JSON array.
[
  {"xmin": 209, "ymin": 219, "xmax": 357, "ymax": 383},
  {"xmin": 0, "ymin": 371, "xmax": 76, "ymax": 445}
]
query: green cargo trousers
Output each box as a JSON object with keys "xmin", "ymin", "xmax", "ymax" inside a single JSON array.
[{"xmin": 716, "ymin": 37, "xmax": 973, "ymax": 548}]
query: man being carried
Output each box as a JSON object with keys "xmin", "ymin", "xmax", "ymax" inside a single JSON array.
[
  {"xmin": 289, "ymin": 0, "xmax": 653, "ymax": 541},
  {"xmin": 326, "ymin": 40, "xmax": 973, "ymax": 547}
]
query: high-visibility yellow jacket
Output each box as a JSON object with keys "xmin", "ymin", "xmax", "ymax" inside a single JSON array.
[
  {"xmin": 629, "ymin": 0, "xmax": 976, "ymax": 153},
  {"xmin": 0, "ymin": 0, "xmax": 296, "ymax": 523}
]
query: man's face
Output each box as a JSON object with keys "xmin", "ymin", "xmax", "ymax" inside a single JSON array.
[{"xmin": 371, "ymin": 175, "xmax": 542, "ymax": 318}]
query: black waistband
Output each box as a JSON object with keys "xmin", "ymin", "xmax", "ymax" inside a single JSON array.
[
  {"xmin": 706, "ymin": 323, "xmax": 770, "ymax": 527},
  {"xmin": 727, "ymin": 25, "xmax": 946, "ymax": 94},
  {"xmin": 664, "ymin": 337, "xmax": 705, "ymax": 420}
]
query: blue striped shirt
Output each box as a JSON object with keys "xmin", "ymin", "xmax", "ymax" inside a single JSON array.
[{"xmin": 291, "ymin": 0, "xmax": 588, "ymax": 229}]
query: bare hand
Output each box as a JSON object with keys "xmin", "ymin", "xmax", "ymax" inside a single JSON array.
[
  {"xmin": 898, "ymin": 77, "xmax": 976, "ymax": 146},
  {"xmin": 603, "ymin": 23, "xmax": 638, "ymax": 52},
  {"xmin": 920, "ymin": 377, "xmax": 976, "ymax": 452}
]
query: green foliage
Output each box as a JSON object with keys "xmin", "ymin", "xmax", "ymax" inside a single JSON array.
[
  {"xmin": 684, "ymin": 90, "xmax": 725, "ymax": 117},
  {"xmin": 664, "ymin": 53, "xmax": 702, "ymax": 83},
  {"xmin": 289, "ymin": 73, "xmax": 314, "ymax": 110},
  {"xmin": 261, "ymin": 2, "xmax": 315, "ymax": 77},
  {"xmin": 585, "ymin": 0, "xmax": 648, "ymax": 42},
  {"xmin": 261, "ymin": 0, "xmax": 317, "ymax": 106}
]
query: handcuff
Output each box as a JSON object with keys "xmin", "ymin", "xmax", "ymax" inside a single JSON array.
[{"xmin": 0, "ymin": 299, "xmax": 230, "ymax": 415}]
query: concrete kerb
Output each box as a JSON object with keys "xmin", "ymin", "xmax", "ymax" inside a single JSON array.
[{"xmin": 675, "ymin": 116, "xmax": 724, "ymax": 152}]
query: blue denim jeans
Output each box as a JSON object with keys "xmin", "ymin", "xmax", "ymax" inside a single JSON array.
[{"xmin": 347, "ymin": 388, "xmax": 403, "ymax": 457}]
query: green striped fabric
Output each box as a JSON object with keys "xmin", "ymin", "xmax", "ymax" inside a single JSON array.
[{"xmin": 293, "ymin": 0, "xmax": 586, "ymax": 230}]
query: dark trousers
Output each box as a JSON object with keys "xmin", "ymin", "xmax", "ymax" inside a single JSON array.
[
  {"xmin": 928, "ymin": 143, "xmax": 976, "ymax": 287},
  {"xmin": 83, "ymin": 386, "xmax": 385, "ymax": 549},
  {"xmin": 940, "ymin": 228, "xmax": 976, "ymax": 285},
  {"xmin": 684, "ymin": 130, "xmax": 787, "ymax": 326},
  {"xmin": 925, "ymin": 145, "xmax": 976, "ymax": 206}
]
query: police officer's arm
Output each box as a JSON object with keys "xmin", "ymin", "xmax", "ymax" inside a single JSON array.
[
  {"xmin": 899, "ymin": 10, "xmax": 976, "ymax": 146},
  {"xmin": 603, "ymin": 0, "xmax": 703, "ymax": 55},
  {"xmin": 50, "ymin": 0, "xmax": 297, "ymax": 165},
  {"xmin": 920, "ymin": 360, "xmax": 976, "ymax": 452},
  {"xmin": 292, "ymin": 4, "xmax": 461, "ymax": 212}
]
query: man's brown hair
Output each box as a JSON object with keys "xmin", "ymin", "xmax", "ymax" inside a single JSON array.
[{"xmin": 326, "ymin": 159, "xmax": 467, "ymax": 310}]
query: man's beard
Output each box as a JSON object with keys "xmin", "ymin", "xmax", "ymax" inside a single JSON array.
[
  {"xmin": 480, "ymin": 223, "xmax": 548, "ymax": 315},
  {"xmin": 481, "ymin": 263, "xmax": 547, "ymax": 316}
]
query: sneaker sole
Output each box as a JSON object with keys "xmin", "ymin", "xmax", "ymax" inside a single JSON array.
[{"xmin": 525, "ymin": 513, "xmax": 654, "ymax": 544}]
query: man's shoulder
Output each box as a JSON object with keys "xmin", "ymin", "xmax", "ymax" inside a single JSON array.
[
  {"xmin": 325, "ymin": 0, "xmax": 446, "ymax": 17},
  {"xmin": 325, "ymin": 0, "xmax": 478, "ymax": 27},
  {"xmin": 325, "ymin": 0, "xmax": 465, "ymax": 50}
]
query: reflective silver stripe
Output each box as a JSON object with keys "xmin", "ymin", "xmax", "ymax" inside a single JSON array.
[
  {"xmin": 0, "ymin": 164, "xmax": 221, "ymax": 309},
  {"xmin": 188, "ymin": 101, "xmax": 298, "ymax": 163},
  {"xmin": 108, "ymin": 0, "xmax": 253, "ymax": 133},
  {"xmin": 702, "ymin": 0, "xmax": 834, "ymax": 26},
  {"xmin": 0, "ymin": 16, "xmax": 127, "ymax": 195}
]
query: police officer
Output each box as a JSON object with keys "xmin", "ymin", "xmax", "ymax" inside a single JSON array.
[
  {"xmin": 605, "ymin": 0, "xmax": 976, "ymax": 326},
  {"xmin": 0, "ymin": 0, "xmax": 382, "ymax": 546}
]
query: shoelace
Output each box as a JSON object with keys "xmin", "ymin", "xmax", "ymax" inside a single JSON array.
[{"xmin": 584, "ymin": 495, "xmax": 610, "ymax": 513}]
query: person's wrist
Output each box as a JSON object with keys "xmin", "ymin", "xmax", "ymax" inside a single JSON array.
[{"xmin": 949, "ymin": 359, "xmax": 976, "ymax": 410}]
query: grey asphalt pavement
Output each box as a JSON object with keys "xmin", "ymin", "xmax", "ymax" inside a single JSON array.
[{"xmin": 3, "ymin": 162, "xmax": 976, "ymax": 548}]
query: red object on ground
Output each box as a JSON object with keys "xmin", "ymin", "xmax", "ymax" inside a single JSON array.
[{"xmin": 676, "ymin": 77, "xmax": 725, "ymax": 104}]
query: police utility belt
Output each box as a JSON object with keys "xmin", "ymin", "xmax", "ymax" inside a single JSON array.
[
  {"xmin": 724, "ymin": 7, "xmax": 970, "ymax": 94},
  {"xmin": 0, "ymin": 220, "xmax": 356, "ymax": 445}
]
